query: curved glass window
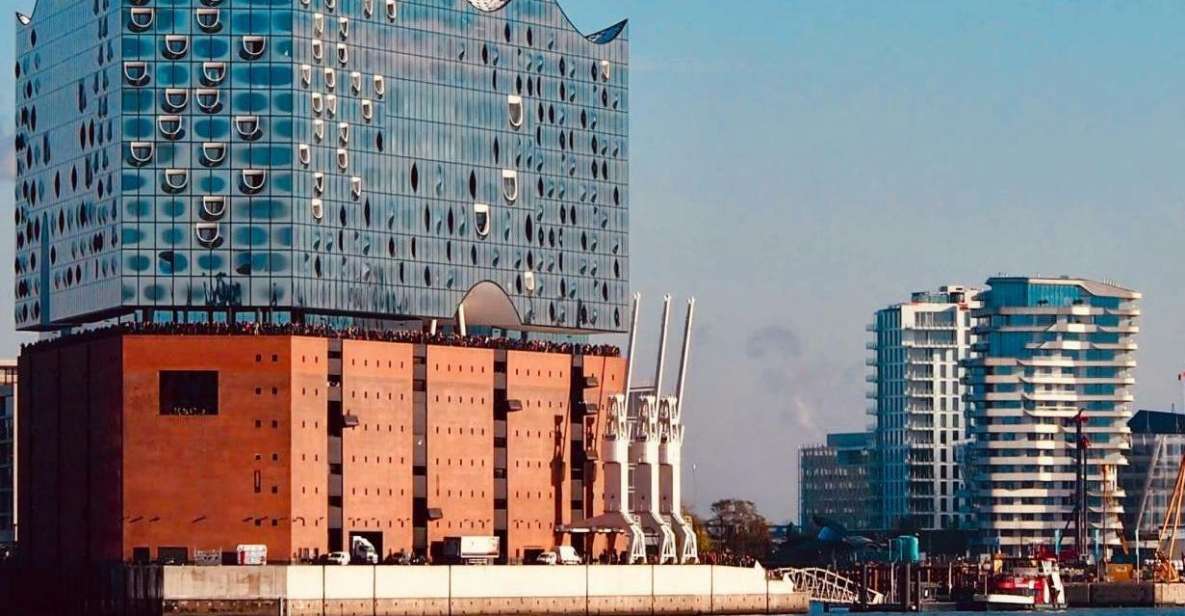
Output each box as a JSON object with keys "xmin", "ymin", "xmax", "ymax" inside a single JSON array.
[
  {"xmin": 350, "ymin": 71, "xmax": 362, "ymax": 94},
  {"xmin": 161, "ymin": 88, "xmax": 189, "ymax": 113},
  {"xmin": 195, "ymin": 9, "xmax": 221, "ymax": 33},
  {"xmin": 298, "ymin": 144, "xmax": 310, "ymax": 166},
  {"xmin": 128, "ymin": 8, "xmax": 154, "ymax": 32},
  {"xmin": 351, "ymin": 176, "xmax": 363, "ymax": 200},
  {"xmin": 128, "ymin": 142, "xmax": 154, "ymax": 166},
  {"xmin": 313, "ymin": 12, "xmax": 325, "ymax": 36},
  {"xmin": 162, "ymin": 169, "xmax": 189, "ymax": 193},
  {"xmin": 310, "ymin": 93, "xmax": 324, "ymax": 115},
  {"xmin": 300, "ymin": 64, "xmax": 312, "ymax": 87},
  {"xmin": 123, "ymin": 62, "xmax": 150, "ymax": 86},
  {"xmin": 201, "ymin": 62, "xmax": 226, "ymax": 86},
  {"xmin": 162, "ymin": 35, "xmax": 189, "ymax": 60},
  {"xmin": 311, "ymin": 198, "xmax": 324, "ymax": 220},
  {"xmin": 313, "ymin": 172, "xmax": 325, "ymax": 195},
  {"xmin": 311, "ymin": 40, "xmax": 323, "ymax": 62},
  {"xmin": 195, "ymin": 89, "xmax": 222, "ymax": 114},
  {"xmin": 361, "ymin": 100, "xmax": 373, "ymax": 122},
  {"xmin": 323, "ymin": 68, "xmax": 336, "ymax": 90},
  {"xmin": 373, "ymin": 75, "xmax": 385, "ymax": 98},
  {"xmin": 338, "ymin": 122, "xmax": 350, "ymax": 145},
  {"xmin": 158, "ymin": 115, "xmax": 184, "ymax": 140},
  {"xmin": 600, "ymin": 60, "xmax": 612, "ymax": 82},
  {"xmin": 241, "ymin": 36, "xmax": 267, "ymax": 60},
  {"xmin": 336, "ymin": 148, "xmax": 349, "ymax": 170},
  {"xmin": 200, "ymin": 142, "xmax": 226, "ymax": 167},
  {"xmin": 386, "ymin": 0, "xmax": 397, "ymax": 20},
  {"xmin": 326, "ymin": 94, "xmax": 338, "ymax": 117},
  {"xmin": 474, "ymin": 203, "xmax": 491, "ymax": 237},
  {"xmin": 507, "ymin": 95, "xmax": 523, "ymax": 128},
  {"xmin": 523, "ymin": 271, "xmax": 536, "ymax": 295},
  {"xmin": 201, "ymin": 196, "xmax": 226, "ymax": 220},
  {"xmin": 194, "ymin": 223, "xmax": 221, "ymax": 247},
  {"xmin": 240, "ymin": 170, "xmax": 267, "ymax": 194},
  {"xmin": 313, "ymin": 120, "xmax": 325, "ymax": 142},
  {"xmin": 502, "ymin": 170, "xmax": 518, "ymax": 203},
  {"xmin": 234, "ymin": 116, "xmax": 262, "ymax": 141},
  {"xmin": 336, "ymin": 44, "xmax": 349, "ymax": 65},
  {"xmin": 325, "ymin": 0, "xmax": 337, "ymax": 11},
  {"xmin": 363, "ymin": 0, "xmax": 374, "ymax": 17},
  {"xmin": 339, "ymin": 17, "xmax": 350, "ymax": 39}
]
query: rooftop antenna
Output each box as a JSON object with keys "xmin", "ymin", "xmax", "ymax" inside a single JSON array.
[{"xmin": 653, "ymin": 293, "xmax": 672, "ymax": 396}]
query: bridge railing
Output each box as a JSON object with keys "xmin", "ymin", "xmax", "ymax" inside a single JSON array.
[{"xmin": 771, "ymin": 567, "xmax": 884, "ymax": 605}]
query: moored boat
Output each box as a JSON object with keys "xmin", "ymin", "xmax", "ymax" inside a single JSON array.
[{"xmin": 966, "ymin": 556, "xmax": 1065, "ymax": 611}]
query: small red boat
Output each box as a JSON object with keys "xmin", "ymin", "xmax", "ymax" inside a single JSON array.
[{"xmin": 969, "ymin": 556, "xmax": 1066, "ymax": 611}]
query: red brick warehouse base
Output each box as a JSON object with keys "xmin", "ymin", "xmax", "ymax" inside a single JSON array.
[{"xmin": 17, "ymin": 332, "xmax": 626, "ymax": 572}]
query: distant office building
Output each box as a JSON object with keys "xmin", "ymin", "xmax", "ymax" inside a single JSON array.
[
  {"xmin": 0, "ymin": 360, "xmax": 17, "ymax": 548},
  {"xmin": 799, "ymin": 432, "xmax": 875, "ymax": 532},
  {"xmin": 964, "ymin": 277, "xmax": 1139, "ymax": 554},
  {"xmin": 868, "ymin": 286, "xmax": 978, "ymax": 531},
  {"xmin": 1121, "ymin": 409, "xmax": 1185, "ymax": 551}
]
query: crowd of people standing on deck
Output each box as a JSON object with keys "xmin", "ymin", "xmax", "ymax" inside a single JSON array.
[{"xmin": 21, "ymin": 320, "xmax": 621, "ymax": 357}]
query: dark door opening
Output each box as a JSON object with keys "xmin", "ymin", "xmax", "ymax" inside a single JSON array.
[{"xmin": 349, "ymin": 530, "xmax": 383, "ymax": 563}]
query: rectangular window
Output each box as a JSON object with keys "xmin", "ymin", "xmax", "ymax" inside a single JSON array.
[{"xmin": 159, "ymin": 371, "xmax": 219, "ymax": 415}]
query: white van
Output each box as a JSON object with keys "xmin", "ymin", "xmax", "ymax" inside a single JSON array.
[{"xmin": 534, "ymin": 545, "xmax": 581, "ymax": 565}]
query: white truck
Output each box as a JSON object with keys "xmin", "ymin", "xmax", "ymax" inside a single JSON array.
[
  {"xmin": 351, "ymin": 536, "xmax": 379, "ymax": 565},
  {"xmin": 235, "ymin": 544, "xmax": 267, "ymax": 566},
  {"xmin": 442, "ymin": 536, "xmax": 500, "ymax": 565}
]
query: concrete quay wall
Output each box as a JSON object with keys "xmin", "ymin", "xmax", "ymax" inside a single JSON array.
[
  {"xmin": 1065, "ymin": 581, "xmax": 1185, "ymax": 607},
  {"xmin": 158, "ymin": 564, "xmax": 809, "ymax": 616}
]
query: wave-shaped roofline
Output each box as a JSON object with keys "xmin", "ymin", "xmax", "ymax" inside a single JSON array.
[
  {"xmin": 17, "ymin": 0, "xmax": 627, "ymax": 45},
  {"xmin": 467, "ymin": 0, "xmax": 627, "ymax": 45}
]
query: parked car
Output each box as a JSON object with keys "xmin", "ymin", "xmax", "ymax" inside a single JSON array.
[
  {"xmin": 323, "ymin": 551, "xmax": 350, "ymax": 565},
  {"xmin": 535, "ymin": 546, "xmax": 581, "ymax": 566}
]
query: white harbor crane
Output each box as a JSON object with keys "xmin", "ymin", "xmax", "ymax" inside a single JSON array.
[
  {"xmin": 574, "ymin": 293, "xmax": 648, "ymax": 563},
  {"xmin": 660, "ymin": 297, "xmax": 699, "ymax": 563},
  {"xmin": 630, "ymin": 294, "xmax": 678, "ymax": 564}
]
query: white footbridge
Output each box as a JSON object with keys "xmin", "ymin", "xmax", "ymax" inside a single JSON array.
[{"xmin": 771, "ymin": 568, "xmax": 884, "ymax": 606}]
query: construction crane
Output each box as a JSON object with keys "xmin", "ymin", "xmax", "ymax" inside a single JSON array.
[{"xmin": 1155, "ymin": 450, "xmax": 1185, "ymax": 582}]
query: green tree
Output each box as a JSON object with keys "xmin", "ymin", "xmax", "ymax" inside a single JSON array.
[
  {"xmin": 706, "ymin": 499, "xmax": 772, "ymax": 560},
  {"xmin": 684, "ymin": 509, "xmax": 714, "ymax": 554}
]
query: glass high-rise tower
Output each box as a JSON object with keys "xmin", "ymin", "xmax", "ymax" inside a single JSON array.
[
  {"xmin": 964, "ymin": 276, "xmax": 1139, "ymax": 554},
  {"xmin": 868, "ymin": 286, "xmax": 978, "ymax": 531},
  {"xmin": 14, "ymin": 0, "xmax": 629, "ymax": 333}
]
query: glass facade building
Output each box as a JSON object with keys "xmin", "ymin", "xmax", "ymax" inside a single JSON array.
[
  {"xmin": 799, "ymin": 432, "xmax": 876, "ymax": 532},
  {"xmin": 1120, "ymin": 410, "xmax": 1185, "ymax": 554},
  {"xmin": 14, "ymin": 0, "xmax": 629, "ymax": 333},
  {"xmin": 964, "ymin": 277, "xmax": 1139, "ymax": 554},
  {"xmin": 868, "ymin": 286, "xmax": 977, "ymax": 531}
]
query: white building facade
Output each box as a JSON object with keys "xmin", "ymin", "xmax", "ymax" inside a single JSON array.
[
  {"xmin": 964, "ymin": 277, "xmax": 1139, "ymax": 554},
  {"xmin": 869, "ymin": 286, "xmax": 979, "ymax": 531}
]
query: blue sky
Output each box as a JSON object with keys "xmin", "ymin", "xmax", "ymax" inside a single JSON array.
[{"xmin": 8, "ymin": 1, "xmax": 1185, "ymax": 523}]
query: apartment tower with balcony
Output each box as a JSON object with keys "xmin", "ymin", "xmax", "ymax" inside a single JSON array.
[
  {"xmin": 964, "ymin": 276, "xmax": 1139, "ymax": 554},
  {"xmin": 868, "ymin": 286, "xmax": 978, "ymax": 531}
]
